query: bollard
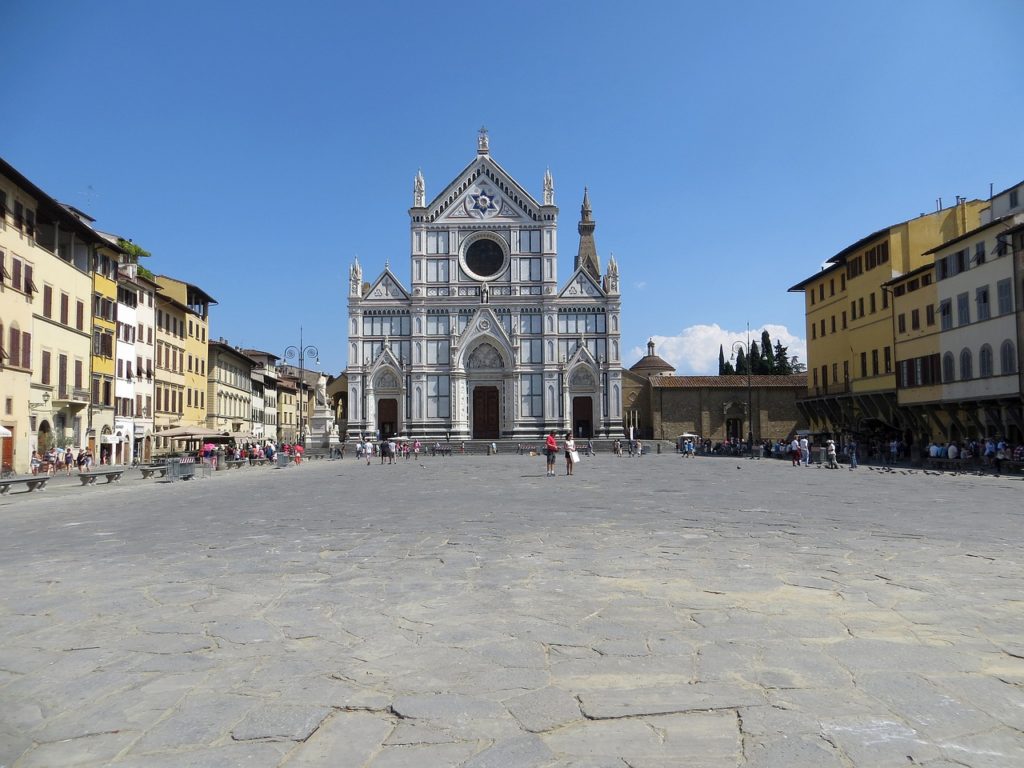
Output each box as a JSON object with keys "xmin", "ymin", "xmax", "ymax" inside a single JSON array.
[{"xmin": 657, "ymin": 443, "xmax": 662, "ymax": 454}]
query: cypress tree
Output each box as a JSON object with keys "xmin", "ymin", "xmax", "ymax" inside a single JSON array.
[
  {"xmin": 718, "ymin": 345, "xmax": 726, "ymax": 375},
  {"xmin": 761, "ymin": 330, "xmax": 774, "ymax": 373},
  {"xmin": 735, "ymin": 347, "xmax": 747, "ymax": 375},
  {"xmin": 749, "ymin": 341, "xmax": 761, "ymax": 374}
]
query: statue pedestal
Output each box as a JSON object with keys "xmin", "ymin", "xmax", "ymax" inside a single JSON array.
[{"xmin": 309, "ymin": 408, "xmax": 336, "ymax": 449}]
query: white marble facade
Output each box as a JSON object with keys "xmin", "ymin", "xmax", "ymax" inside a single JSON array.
[{"xmin": 346, "ymin": 131, "xmax": 622, "ymax": 440}]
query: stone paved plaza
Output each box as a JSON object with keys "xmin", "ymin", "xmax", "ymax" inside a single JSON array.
[{"xmin": 1, "ymin": 454, "xmax": 1022, "ymax": 767}]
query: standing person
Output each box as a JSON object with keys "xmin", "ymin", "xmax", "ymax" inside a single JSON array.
[
  {"xmin": 826, "ymin": 439, "xmax": 838, "ymax": 469},
  {"xmin": 63, "ymin": 447, "xmax": 74, "ymax": 476},
  {"xmin": 849, "ymin": 439, "xmax": 858, "ymax": 470},
  {"xmin": 545, "ymin": 430, "xmax": 558, "ymax": 477},
  {"xmin": 799, "ymin": 435, "xmax": 809, "ymax": 466},
  {"xmin": 635, "ymin": 440, "xmax": 643, "ymax": 457},
  {"xmin": 789, "ymin": 437, "xmax": 800, "ymax": 466},
  {"xmin": 564, "ymin": 432, "xmax": 576, "ymax": 476}
]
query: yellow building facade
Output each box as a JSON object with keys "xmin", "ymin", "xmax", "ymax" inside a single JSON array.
[
  {"xmin": 1, "ymin": 159, "xmax": 107, "ymax": 472},
  {"xmin": 277, "ymin": 379, "xmax": 297, "ymax": 443},
  {"xmin": 155, "ymin": 276, "xmax": 214, "ymax": 430},
  {"xmin": 889, "ymin": 264, "xmax": 942, "ymax": 418},
  {"xmin": 90, "ymin": 241, "xmax": 120, "ymax": 461},
  {"xmin": 790, "ymin": 200, "xmax": 985, "ymax": 438}
]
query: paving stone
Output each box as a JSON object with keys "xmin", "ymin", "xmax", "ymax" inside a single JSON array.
[
  {"xmin": 504, "ymin": 686, "xmax": 582, "ymax": 732},
  {"xmin": 15, "ymin": 730, "xmax": 139, "ymax": 767},
  {"xmin": 231, "ymin": 703, "xmax": 332, "ymax": 741},
  {"xmin": 462, "ymin": 733, "xmax": 554, "ymax": 767},
  {"xmin": 364, "ymin": 741, "xmax": 482, "ymax": 767},
  {"xmin": 820, "ymin": 717, "xmax": 943, "ymax": 766},
  {"xmin": 542, "ymin": 711, "xmax": 740, "ymax": 764},
  {"xmin": 742, "ymin": 735, "xmax": 846, "ymax": 768},
  {"xmin": 112, "ymin": 741, "xmax": 292, "ymax": 767},
  {"xmin": 391, "ymin": 693, "xmax": 507, "ymax": 721},
  {"xmin": 579, "ymin": 682, "xmax": 764, "ymax": 719},
  {"xmin": 284, "ymin": 710, "xmax": 395, "ymax": 766},
  {"xmin": 129, "ymin": 696, "xmax": 255, "ymax": 753}
]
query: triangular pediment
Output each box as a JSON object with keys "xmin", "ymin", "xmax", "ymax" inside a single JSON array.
[
  {"xmin": 367, "ymin": 345, "xmax": 404, "ymax": 379},
  {"xmin": 363, "ymin": 268, "xmax": 409, "ymax": 301},
  {"xmin": 427, "ymin": 156, "xmax": 546, "ymax": 225},
  {"xmin": 567, "ymin": 343, "xmax": 599, "ymax": 369},
  {"xmin": 559, "ymin": 267, "xmax": 606, "ymax": 299},
  {"xmin": 452, "ymin": 307, "xmax": 515, "ymax": 369}
]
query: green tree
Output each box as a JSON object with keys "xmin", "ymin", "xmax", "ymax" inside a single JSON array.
[
  {"xmin": 719, "ymin": 345, "xmax": 735, "ymax": 375},
  {"xmin": 117, "ymin": 237, "xmax": 154, "ymax": 278},
  {"xmin": 735, "ymin": 347, "xmax": 748, "ymax": 375},
  {"xmin": 773, "ymin": 341, "xmax": 793, "ymax": 374},
  {"xmin": 790, "ymin": 356, "xmax": 806, "ymax": 374},
  {"xmin": 761, "ymin": 330, "xmax": 775, "ymax": 373},
  {"xmin": 749, "ymin": 340, "xmax": 762, "ymax": 374}
]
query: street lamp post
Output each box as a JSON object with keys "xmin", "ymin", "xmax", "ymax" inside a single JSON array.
[
  {"xmin": 283, "ymin": 327, "xmax": 319, "ymax": 444},
  {"xmin": 731, "ymin": 324, "xmax": 755, "ymax": 460}
]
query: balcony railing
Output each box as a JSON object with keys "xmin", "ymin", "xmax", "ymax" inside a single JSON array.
[{"xmin": 53, "ymin": 386, "xmax": 91, "ymax": 404}]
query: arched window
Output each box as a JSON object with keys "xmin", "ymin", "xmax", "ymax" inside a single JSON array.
[
  {"xmin": 942, "ymin": 352, "xmax": 955, "ymax": 383},
  {"xmin": 959, "ymin": 348, "xmax": 973, "ymax": 380},
  {"xmin": 1001, "ymin": 340, "xmax": 1017, "ymax": 374},
  {"xmin": 979, "ymin": 344, "xmax": 993, "ymax": 378}
]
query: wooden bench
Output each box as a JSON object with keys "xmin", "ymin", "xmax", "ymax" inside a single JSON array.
[
  {"xmin": 0, "ymin": 476, "xmax": 51, "ymax": 494},
  {"xmin": 139, "ymin": 465, "xmax": 168, "ymax": 479},
  {"xmin": 79, "ymin": 468, "xmax": 125, "ymax": 486}
]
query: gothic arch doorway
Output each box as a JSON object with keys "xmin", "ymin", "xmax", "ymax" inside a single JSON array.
[
  {"xmin": 568, "ymin": 365, "xmax": 598, "ymax": 438},
  {"xmin": 372, "ymin": 369, "xmax": 402, "ymax": 438},
  {"xmin": 465, "ymin": 342, "xmax": 506, "ymax": 440}
]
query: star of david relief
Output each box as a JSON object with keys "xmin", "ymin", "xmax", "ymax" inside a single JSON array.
[
  {"xmin": 465, "ymin": 183, "xmax": 500, "ymax": 219},
  {"xmin": 466, "ymin": 343, "xmax": 504, "ymax": 369},
  {"xmin": 570, "ymin": 368, "xmax": 596, "ymax": 388}
]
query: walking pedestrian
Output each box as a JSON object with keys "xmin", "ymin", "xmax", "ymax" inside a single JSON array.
[{"xmin": 826, "ymin": 439, "xmax": 838, "ymax": 469}]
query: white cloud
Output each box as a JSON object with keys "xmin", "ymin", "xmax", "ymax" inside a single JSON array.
[
  {"xmin": 629, "ymin": 324, "xmax": 807, "ymax": 375},
  {"xmin": 634, "ymin": 281, "xmax": 647, "ymax": 290}
]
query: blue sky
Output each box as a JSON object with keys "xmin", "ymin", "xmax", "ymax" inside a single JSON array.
[{"xmin": 4, "ymin": 1, "xmax": 1022, "ymax": 375}]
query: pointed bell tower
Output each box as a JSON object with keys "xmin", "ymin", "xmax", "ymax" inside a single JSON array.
[{"xmin": 575, "ymin": 187, "xmax": 600, "ymax": 280}]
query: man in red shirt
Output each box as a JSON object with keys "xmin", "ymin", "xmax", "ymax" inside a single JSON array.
[{"xmin": 545, "ymin": 431, "xmax": 558, "ymax": 477}]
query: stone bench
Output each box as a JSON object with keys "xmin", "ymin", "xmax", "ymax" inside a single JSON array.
[
  {"xmin": 139, "ymin": 465, "xmax": 168, "ymax": 479},
  {"xmin": 0, "ymin": 476, "xmax": 51, "ymax": 494},
  {"xmin": 79, "ymin": 469, "xmax": 125, "ymax": 486},
  {"xmin": 225, "ymin": 460, "xmax": 247, "ymax": 469}
]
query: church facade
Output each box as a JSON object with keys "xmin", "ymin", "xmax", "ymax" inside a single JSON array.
[{"xmin": 345, "ymin": 131, "xmax": 622, "ymax": 441}]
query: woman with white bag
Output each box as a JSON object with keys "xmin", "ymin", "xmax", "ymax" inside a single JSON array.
[{"xmin": 564, "ymin": 432, "xmax": 578, "ymax": 476}]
